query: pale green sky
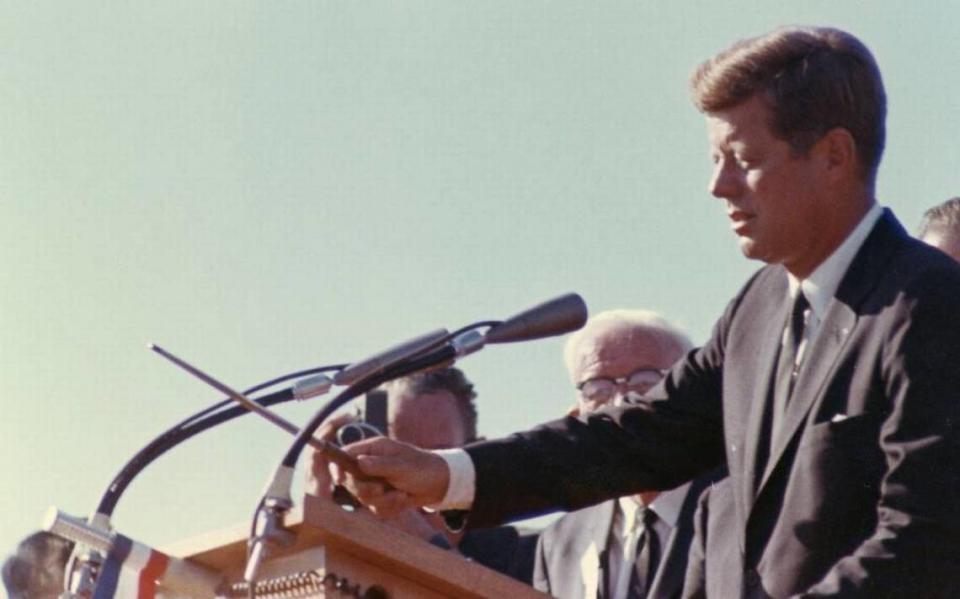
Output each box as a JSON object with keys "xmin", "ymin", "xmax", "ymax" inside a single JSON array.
[{"xmin": 1, "ymin": 2, "xmax": 957, "ymax": 571}]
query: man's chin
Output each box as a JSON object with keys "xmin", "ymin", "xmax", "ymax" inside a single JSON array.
[
  {"xmin": 737, "ymin": 242, "xmax": 781, "ymax": 266},
  {"xmin": 737, "ymin": 238, "xmax": 763, "ymax": 261}
]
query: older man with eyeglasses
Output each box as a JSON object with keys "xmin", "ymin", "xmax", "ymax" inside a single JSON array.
[{"xmin": 533, "ymin": 310, "xmax": 722, "ymax": 599}]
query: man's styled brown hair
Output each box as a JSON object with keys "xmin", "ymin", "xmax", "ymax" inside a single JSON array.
[{"xmin": 691, "ymin": 26, "xmax": 886, "ymax": 186}]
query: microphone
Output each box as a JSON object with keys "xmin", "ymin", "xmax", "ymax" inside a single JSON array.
[
  {"xmin": 333, "ymin": 328, "xmax": 449, "ymax": 386},
  {"xmin": 370, "ymin": 293, "xmax": 589, "ymax": 381},
  {"xmin": 484, "ymin": 293, "xmax": 587, "ymax": 344}
]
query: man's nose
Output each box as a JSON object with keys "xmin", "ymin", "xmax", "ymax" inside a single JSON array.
[
  {"xmin": 611, "ymin": 384, "xmax": 635, "ymax": 406},
  {"xmin": 709, "ymin": 160, "xmax": 741, "ymax": 199}
]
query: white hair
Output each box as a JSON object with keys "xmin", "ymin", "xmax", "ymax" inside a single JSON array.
[{"xmin": 563, "ymin": 309, "xmax": 694, "ymax": 379}]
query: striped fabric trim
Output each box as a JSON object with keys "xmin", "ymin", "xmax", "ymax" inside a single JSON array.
[{"xmin": 93, "ymin": 534, "xmax": 169, "ymax": 599}]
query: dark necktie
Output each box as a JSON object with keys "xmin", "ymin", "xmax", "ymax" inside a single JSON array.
[
  {"xmin": 771, "ymin": 291, "xmax": 810, "ymax": 439},
  {"xmin": 627, "ymin": 508, "xmax": 661, "ymax": 599}
]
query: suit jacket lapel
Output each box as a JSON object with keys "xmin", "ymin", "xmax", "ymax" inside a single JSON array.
[
  {"xmin": 648, "ymin": 520, "xmax": 685, "ymax": 599},
  {"xmin": 576, "ymin": 501, "xmax": 616, "ymax": 599},
  {"xmin": 648, "ymin": 476, "xmax": 716, "ymax": 599},
  {"xmin": 759, "ymin": 299, "xmax": 856, "ymax": 490},
  {"xmin": 741, "ymin": 280, "xmax": 790, "ymax": 512}
]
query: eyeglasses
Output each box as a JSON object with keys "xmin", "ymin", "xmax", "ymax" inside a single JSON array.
[{"xmin": 577, "ymin": 368, "xmax": 668, "ymax": 404}]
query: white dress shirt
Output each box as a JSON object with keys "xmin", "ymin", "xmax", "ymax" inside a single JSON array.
[{"xmin": 788, "ymin": 202, "xmax": 883, "ymax": 365}]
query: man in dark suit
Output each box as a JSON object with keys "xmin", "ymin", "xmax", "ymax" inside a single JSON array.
[
  {"xmin": 534, "ymin": 310, "xmax": 713, "ymax": 599},
  {"xmin": 333, "ymin": 26, "xmax": 960, "ymax": 598}
]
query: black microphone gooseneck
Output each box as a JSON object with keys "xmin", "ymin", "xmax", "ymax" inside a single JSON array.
[{"xmin": 93, "ymin": 364, "xmax": 345, "ymax": 518}]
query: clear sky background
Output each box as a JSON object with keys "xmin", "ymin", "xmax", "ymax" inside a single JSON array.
[{"xmin": 2, "ymin": 1, "xmax": 957, "ymax": 575}]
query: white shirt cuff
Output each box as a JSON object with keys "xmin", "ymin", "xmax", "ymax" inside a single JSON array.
[{"xmin": 429, "ymin": 448, "xmax": 476, "ymax": 510}]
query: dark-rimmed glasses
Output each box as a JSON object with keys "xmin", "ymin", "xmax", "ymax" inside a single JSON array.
[{"xmin": 577, "ymin": 368, "xmax": 668, "ymax": 404}]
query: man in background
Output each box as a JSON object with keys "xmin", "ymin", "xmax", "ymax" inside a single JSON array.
[
  {"xmin": 918, "ymin": 197, "xmax": 960, "ymax": 262},
  {"xmin": 308, "ymin": 368, "xmax": 537, "ymax": 583},
  {"xmin": 534, "ymin": 310, "xmax": 716, "ymax": 599}
]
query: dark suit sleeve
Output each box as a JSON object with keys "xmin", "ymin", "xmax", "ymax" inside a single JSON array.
[
  {"xmin": 463, "ymin": 279, "xmax": 746, "ymax": 528},
  {"xmin": 800, "ymin": 271, "xmax": 960, "ymax": 598}
]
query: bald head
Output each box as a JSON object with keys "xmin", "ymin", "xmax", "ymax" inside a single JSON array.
[
  {"xmin": 564, "ymin": 310, "xmax": 693, "ymax": 413},
  {"xmin": 919, "ymin": 197, "xmax": 960, "ymax": 263}
]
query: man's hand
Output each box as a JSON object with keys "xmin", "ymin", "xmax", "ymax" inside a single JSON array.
[
  {"xmin": 337, "ymin": 437, "xmax": 450, "ymax": 517},
  {"xmin": 306, "ymin": 412, "xmax": 357, "ymax": 499}
]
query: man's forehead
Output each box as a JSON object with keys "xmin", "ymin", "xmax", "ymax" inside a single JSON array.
[
  {"xmin": 705, "ymin": 96, "xmax": 772, "ymax": 146},
  {"xmin": 706, "ymin": 113, "xmax": 737, "ymax": 146},
  {"xmin": 388, "ymin": 390, "xmax": 460, "ymax": 424},
  {"xmin": 706, "ymin": 111, "xmax": 751, "ymax": 147},
  {"xmin": 575, "ymin": 326, "xmax": 669, "ymax": 363},
  {"xmin": 388, "ymin": 390, "xmax": 466, "ymax": 447}
]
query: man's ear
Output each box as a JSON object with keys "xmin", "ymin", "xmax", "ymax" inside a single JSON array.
[{"xmin": 815, "ymin": 127, "xmax": 858, "ymax": 182}]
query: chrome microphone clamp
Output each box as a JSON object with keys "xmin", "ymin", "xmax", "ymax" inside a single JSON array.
[
  {"xmin": 292, "ymin": 373, "xmax": 334, "ymax": 401},
  {"xmin": 45, "ymin": 509, "xmax": 113, "ymax": 599},
  {"xmin": 245, "ymin": 468, "xmax": 297, "ymax": 586}
]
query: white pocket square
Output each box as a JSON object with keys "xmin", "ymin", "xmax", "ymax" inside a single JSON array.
[{"xmin": 830, "ymin": 413, "xmax": 849, "ymax": 423}]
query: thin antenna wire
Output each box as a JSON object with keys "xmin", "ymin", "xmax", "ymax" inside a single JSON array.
[{"xmin": 149, "ymin": 344, "xmax": 365, "ymax": 475}]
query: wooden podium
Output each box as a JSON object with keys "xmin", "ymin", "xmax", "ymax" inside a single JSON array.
[{"xmin": 162, "ymin": 494, "xmax": 548, "ymax": 599}]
